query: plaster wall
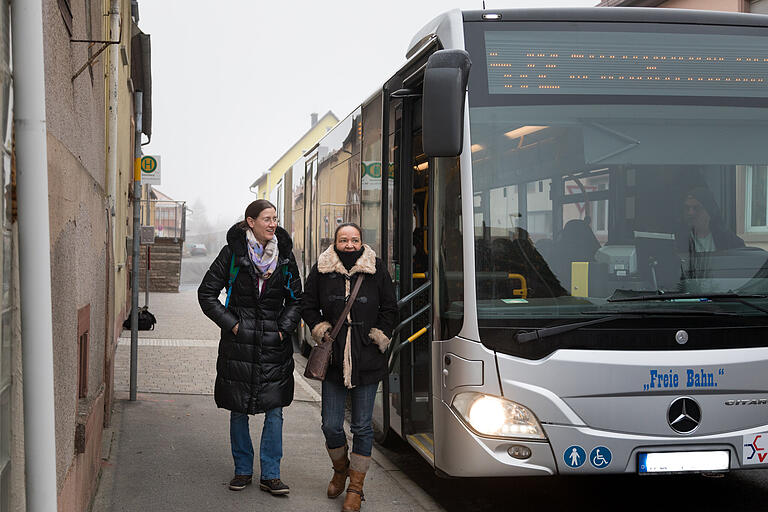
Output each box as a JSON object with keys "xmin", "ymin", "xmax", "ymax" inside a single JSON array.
[
  {"xmin": 114, "ymin": 0, "xmax": 134, "ymax": 322},
  {"xmin": 42, "ymin": 0, "xmax": 110, "ymax": 496},
  {"xmin": 47, "ymin": 134, "xmax": 108, "ymax": 490},
  {"xmin": 104, "ymin": 0, "xmax": 136, "ymax": 427},
  {"xmin": 42, "ymin": 0, "xmax": 106, "ymax": 188}
]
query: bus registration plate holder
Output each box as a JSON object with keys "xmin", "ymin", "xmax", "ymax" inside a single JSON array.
[{"xmin": 638, "ymin": 450, "xmax": 730, "ymax": 474}]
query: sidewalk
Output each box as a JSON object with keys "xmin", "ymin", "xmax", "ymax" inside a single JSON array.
[{"xmin": 92, "ymin": 291, "xmax": 442, "ymax": 512}]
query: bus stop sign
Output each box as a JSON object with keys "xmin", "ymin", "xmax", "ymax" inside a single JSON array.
[{"xmin": 140, "ymin": 155, "xmax": 161, "ymax": 185}]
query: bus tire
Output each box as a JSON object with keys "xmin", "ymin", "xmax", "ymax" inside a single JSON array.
[{"xmin": 373, "ymin": 421, "xmax": 399, "ymax": 448}]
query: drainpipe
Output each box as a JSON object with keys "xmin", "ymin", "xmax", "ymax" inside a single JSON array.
[
  {"xmin": 106, "ymin": 0, "xmax": 119, "ymax": 218},
  {"xmin": 11, "ymin": 0, "xmax": 58, "ymax": 510},
  {"xmin": 130, "ymin": 91, "xmax": 142, "ymax": 401}
]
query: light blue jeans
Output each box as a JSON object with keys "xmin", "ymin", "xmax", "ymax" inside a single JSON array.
[{"xmin": 230, "ymin": 408, "xmax": 283, "ymax": 479}]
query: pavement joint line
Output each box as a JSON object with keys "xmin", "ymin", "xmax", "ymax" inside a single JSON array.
[
  {"xmin": 117, "ymin": 338, "xmax": 218, "ymax": 347},
  {"xmin": 293, "ymin": 369, "xmax": 321, "ymax": 402},
  {"xmin": 113, "ymin": 389, "xmax": 214, "ymax": 396}
]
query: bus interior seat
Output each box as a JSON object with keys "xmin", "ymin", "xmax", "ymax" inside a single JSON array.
[{"xmin": 552, "ymin": 219, "xmax": 601, "ymax": 290}]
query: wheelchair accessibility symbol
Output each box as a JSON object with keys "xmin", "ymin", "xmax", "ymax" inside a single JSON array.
[{"xmin": 590, "ymin": 446, "xmax": 612, "ymax": 469}]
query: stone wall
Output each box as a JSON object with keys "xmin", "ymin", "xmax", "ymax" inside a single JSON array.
[{"xmin": 138, "ymin": 238, "xmax": 182, "ymax": 292}]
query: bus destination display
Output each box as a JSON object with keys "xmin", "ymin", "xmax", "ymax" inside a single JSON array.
[{"xmin": 485, "ymin": 30, "xmax": 768, "ymax": 97}]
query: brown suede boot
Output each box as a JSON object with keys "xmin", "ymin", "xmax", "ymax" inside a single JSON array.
[
  {"xmin": 342, "ymin": 454, "xmax": 370, "ymax": 512},
  {"xmin": 327, "ymin": 444, "xmax": 349, "ymax": 499}
]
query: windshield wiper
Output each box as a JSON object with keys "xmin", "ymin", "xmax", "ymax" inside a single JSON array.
[
  {"xmin": 607, "ymin": 292, "xmax": 768, "ymax": 315},
  {"xmin": 515, "ymin": 309, "xmax": 738, "ymax": 344}
]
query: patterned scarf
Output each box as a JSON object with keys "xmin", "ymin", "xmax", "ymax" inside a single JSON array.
[{"xmin": 246, "ymin": 228, "xmax": 278, "ymax": 279}]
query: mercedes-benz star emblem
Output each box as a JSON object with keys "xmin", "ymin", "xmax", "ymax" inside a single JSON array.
[{"xmin": 667, "ymin": 397, "xmax": 702, "ymax": 434}]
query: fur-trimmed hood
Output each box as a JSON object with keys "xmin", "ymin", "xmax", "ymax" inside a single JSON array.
[
  {"xmin": 226, "ymin": 223, "xmax": 293, "ymax": 262},
  {"xmin": 317, "ymin": 244, "xmax": 376, "ymax": 276}
]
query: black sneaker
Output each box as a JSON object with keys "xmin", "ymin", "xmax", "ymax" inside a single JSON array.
[
  {"xmin": 228, "ymin": 474, "xmax": 253, "ymax": 491},
  {"xmin": 259, "ymin": 478, "xmax": 290, "ymax": 495}
]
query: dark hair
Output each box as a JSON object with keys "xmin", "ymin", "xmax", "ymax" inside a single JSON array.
[
  {"xmin": 238, "ymin": 199, "xmax": 276, "ymax": 230},
  {"xmin": 334, "ymin": 222, "xmax": 362, "ymax": 244},
  {"xmin": 245, "ymin": 199, "xmax": 276, "ymax": 221},
  {"xmin": 685, "ymin": 186, "xmax": 722, "ymax": 225}
]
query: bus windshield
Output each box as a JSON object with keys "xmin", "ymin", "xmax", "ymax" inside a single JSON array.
[{"xmin": 465, "ymin": 21, "xmax": 768, "ymax": 353}]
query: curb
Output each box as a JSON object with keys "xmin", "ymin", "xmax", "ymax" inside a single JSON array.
[{"xmin": 292, "ymin": 356, "xmax": 444, "ymax": 512}]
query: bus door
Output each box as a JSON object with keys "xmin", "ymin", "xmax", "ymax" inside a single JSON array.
[{"xmin": 385, "ymin": 85, "xmax": 434, "ymax": 461}]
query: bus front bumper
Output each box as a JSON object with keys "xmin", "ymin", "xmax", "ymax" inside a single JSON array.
[{"xmin": 434, "ymin": 399, "xmax": 767, "ymax": 476}]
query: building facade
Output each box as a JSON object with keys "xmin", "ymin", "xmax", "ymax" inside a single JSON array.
[
  {"xmin": 249, "ymin": 111, "xmax": 338, "ymax": 221},
  {"xmin": 0, "ymin": 1, "xmax": 14, "ymax": 510},
  {"xmin": 2, "ymin": 0, "xmax": 150, "ymax": 510},
  {"xmin": 598, "ymin": 0, "xmax": 768, "ymax": 13}
]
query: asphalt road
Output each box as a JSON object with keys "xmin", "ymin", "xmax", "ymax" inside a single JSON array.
[
  {"xmin": 181, "ymin": 253, "xmax": 768, "ymax": 510},
  {"xmin": 374, "ymin": 436, "xmax": 768, "ymax": 512},
  {"xmin": 180, "ymin": 253, "xmax": 212, "ymax": 291}
]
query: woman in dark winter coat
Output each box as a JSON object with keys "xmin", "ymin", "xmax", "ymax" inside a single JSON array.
[
  {"xmin": 198, "ymin": 199, "xmax": 302, "ymax": 496},
  {"xmin": 301, "ymin": 223, "xmax": 397, "ymax": 512}
]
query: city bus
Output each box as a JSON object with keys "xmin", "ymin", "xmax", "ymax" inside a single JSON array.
[{"xmin": 285, "ymin": 7, "xmax": 768, "ymax": 477}]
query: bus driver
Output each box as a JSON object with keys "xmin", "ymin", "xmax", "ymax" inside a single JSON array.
[{"xmin": 678, "ymin": 186, "xmax": 744, "ymax": 253}]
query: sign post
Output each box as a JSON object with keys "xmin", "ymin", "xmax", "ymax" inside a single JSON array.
[
  {"xmin": 139, "ymin": 157, "xmax": 158, "ymax": 311},
  {"xmin": 141, "ymin": 226, "xmax": 154, "ymax": 307}
]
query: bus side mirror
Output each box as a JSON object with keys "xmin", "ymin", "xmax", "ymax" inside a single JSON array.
[{"xmin": 422, "ymin": 49, "xmax": 471, "ymax": 158}]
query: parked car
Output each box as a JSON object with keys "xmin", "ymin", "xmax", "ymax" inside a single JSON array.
[{"xmin": 189, "ymin": 243, "xmax": 207, "ymax": 256}]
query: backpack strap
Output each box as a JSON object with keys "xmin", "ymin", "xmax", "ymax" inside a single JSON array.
[
  {"xmin": 282, "ymin": 263, "xmax": 297, "ymax": 300},
  {"xmin": 225, "ymin": 254, "xmax": 240, "ymax": 308}
]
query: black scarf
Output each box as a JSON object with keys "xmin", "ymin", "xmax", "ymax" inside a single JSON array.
[{"xmin": 335, "ymin": 247, "xmax": 363, "ymax": 271}]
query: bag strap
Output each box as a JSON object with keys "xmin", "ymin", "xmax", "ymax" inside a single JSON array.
[
  {"xmin": 327, "ymin": 274, "xmax": 364, "ymax": 342},
  {"xmin": 225, "ymin": 254, "xmax": 240, "ymax": 308},
  {"xmin": 282, "ymin": 263, "xmax": 297, "ymax": 300}
]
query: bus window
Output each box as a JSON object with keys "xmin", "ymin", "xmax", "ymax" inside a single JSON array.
[
  {"xmin": 433, "ymin": 156, "xmax": 464, "ymax": 340},
  {"xmin": 361, "ymin": 94, "xmax": 383, "ymax": 255},
  {"xmin": 469, "ymin": 102, "xmax": 768, "ymax": 357}
]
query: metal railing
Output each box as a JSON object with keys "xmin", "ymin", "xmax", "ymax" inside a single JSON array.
[
  {"xmin": 388, "ymin": 274, "xmax": 432, "ymax": 372},
  {"xmin": 139, "ymin": 200, "xmax": 186, "ymax": 240}
]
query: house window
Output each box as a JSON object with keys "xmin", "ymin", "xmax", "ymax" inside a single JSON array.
[
  {"xmin": 77, "ymin": 305, "xmax": 90, "ymax": 398},
  {"xmin": 746, "ymin": 165, "xmax": 768, "ymax": 232}
]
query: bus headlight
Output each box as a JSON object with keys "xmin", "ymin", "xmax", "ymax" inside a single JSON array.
[{"xmin": 451, "ymin": 392, "xmax": 547, "ymax": 440}]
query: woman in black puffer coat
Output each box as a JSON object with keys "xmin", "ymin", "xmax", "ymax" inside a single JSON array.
[
  {"xmin": 301, "ymin": 223, "xmax": 397, "ymax": 512},
  {"xmin": 198, "ymin": 199, "xmax": 301, "ymax": 495}
]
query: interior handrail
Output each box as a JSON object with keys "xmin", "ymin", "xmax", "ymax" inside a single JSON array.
[
  {"xmin": 398, "ymin": 280, "xmax": 431, "ymax": 309},
  {"xmin": 388, "ymin": 324, "xmax": 431, "ymax": 373},
  {"xmin": 507, "ymin": 273, "xmax": 528, "ymax": 299},
  {"xmin": 393, "ymin": 303, "xmax": 431, "ymax": 336}
]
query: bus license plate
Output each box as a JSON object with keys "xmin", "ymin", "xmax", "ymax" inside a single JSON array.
[{"xmin": 638, "ymin": 451, "xmax": 730, "ymax": 474}]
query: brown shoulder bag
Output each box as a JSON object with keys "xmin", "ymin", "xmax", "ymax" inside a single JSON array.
[{"xmin": 303, "ymin": 274, "xmax": 364, "ymax": 381}]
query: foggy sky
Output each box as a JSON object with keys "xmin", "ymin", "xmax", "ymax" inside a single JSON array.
[{"xmin": 139, "ymin": 0, "xmax": 596, "ymax": 230}]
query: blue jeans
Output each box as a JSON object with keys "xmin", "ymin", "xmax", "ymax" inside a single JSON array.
[
  {"xmin": 321, "ymin": 379, "xmax": 378, "ymax": 457},
  {"xmin": 230, "ymin": 408, "xmax": 283, "ymax": 479}
]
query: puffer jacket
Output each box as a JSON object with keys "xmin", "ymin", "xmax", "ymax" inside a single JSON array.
[
  {"xmin": 198, "ymin": 224, "xmax": 302, "ymax": 414},
  {"xmin": 301, "ymin": 244, "xmax": 397, "ymax": 388}
]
